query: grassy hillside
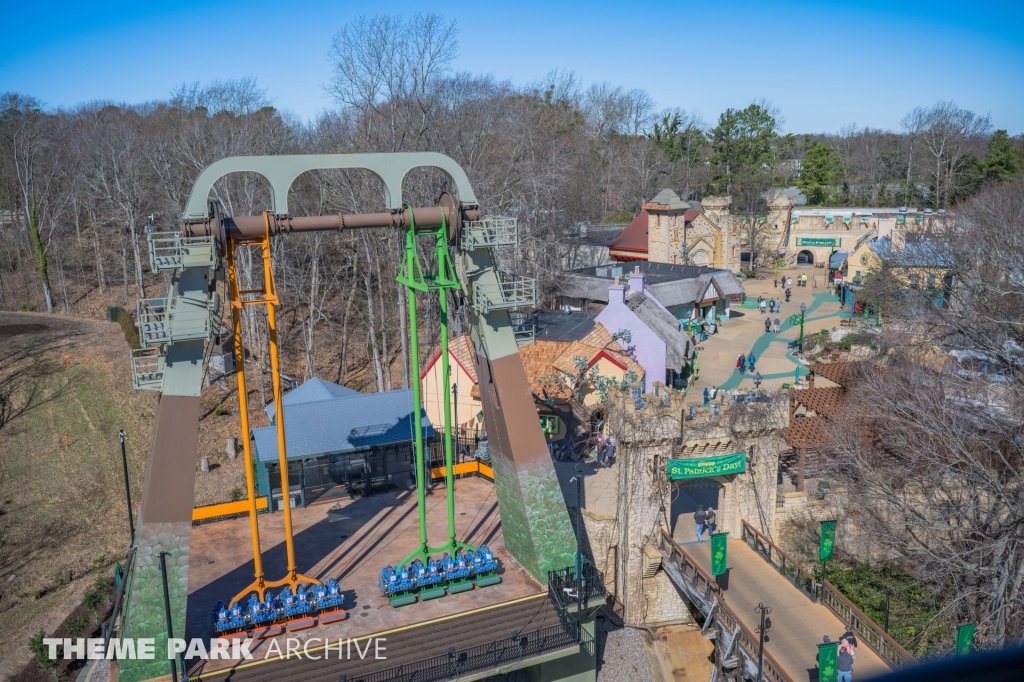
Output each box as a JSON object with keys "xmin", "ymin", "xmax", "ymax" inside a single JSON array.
[{"xmin": 0, "ymin": 312, "xmax": 155, "ymax": 680}]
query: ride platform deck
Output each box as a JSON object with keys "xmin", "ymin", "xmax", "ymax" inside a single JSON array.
[{"xmin": 184, "ymin": 477, "xmax": 542, "ymax": 677}]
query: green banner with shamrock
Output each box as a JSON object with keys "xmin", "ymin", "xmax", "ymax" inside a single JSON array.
[
  {"xmin": 818, "ymin": 641, "xmax": 839, "ymax": 682},
  {"xmin": 819, "ymin": 520, "xmax": 837, "ymax": 562},
  {"xmin": 711, "ymin": 532, "xmax": 727, "ymax": 576},
  {"xmin": 956, "ymin": 623, "xmax": 975, "ymax": 656}
]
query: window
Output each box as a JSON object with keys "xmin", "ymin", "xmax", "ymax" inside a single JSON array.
[
  {"xmin": 926, "ymin": 274, "xmax": 937, "ymax": 289},
  {"xmin": 909, "ymin": 273, "xmax": 921, "ymax": 288},
  {"xmin": 539, "ymin": 414, "xmax": 559, "ymax": 435}
]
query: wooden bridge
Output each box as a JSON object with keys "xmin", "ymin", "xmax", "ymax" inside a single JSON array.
[{"xmin": 658, "ymin": 522, "xmax": 918, "ymax": 681}]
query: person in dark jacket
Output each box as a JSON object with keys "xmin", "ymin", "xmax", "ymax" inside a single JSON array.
[
  {"xmin": 704, "ymin": 508, "xmax": 716, "ymax": 534},
  {"xmin": 693, "ymin": 509, "xmax": 707, "ymax": 542},
  {"xmin": 837, "ymin": 638, "xmax": 855, "ymax": 681}
]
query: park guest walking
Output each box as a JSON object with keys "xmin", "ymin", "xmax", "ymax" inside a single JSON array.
[
  {"xmin": 705, "ymin": 508, "xmax": 716, "ymax": 534},
  {"xmin": 703, "ymin": 386, "xmax": 710, "ymax": 405},
  {"xmin": 759, "ymin": 298, "xmax": 766, "ymax": 314},
  {"xmin": 748, "ymin": 351, "xmax": 756, "ymax": 371},
  {"xmin": 694, "ymin": 508, "xmax": 707, "ymax": 541},
  {"xmin": 753, "ymin": 371, "xmax": 762, "ymax": 388},
  {"xmin": 765, "ymin": 317, "xmax": 771, "ymax": 333},
  {"xmin": 837, "ymin": 639, "xmax": 855, "ymax": 682},
  {"xmin": 773, "ymin": 317, "xmax": 781, "ymax": 334}
]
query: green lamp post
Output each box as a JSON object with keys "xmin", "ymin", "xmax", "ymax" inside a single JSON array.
[
  {"xmin": 787, "ymin": 301, "xmax": 807, "ymax": 352},
  {"xmin": 798, "ymin": 302, "xmax": 806, "ymax": 351}
]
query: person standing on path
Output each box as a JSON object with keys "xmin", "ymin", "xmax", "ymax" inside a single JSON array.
[
  {"xmin": 748, "ymin": 352, "xmax": 756, "ymax": 371},
  {"xmin": 765, "ymin": 317, "xmax": 771, "ymax": 333},
  {"xmin": 759, "ymin": 298, "xmax": 766, "ymax": 314},
  {"xmin": 703, "ymin": 386, "xmax": 710, "ymax": 405},
  {"xmin": 694, "ymin": 508, "xmax": 707, "ymax": 542},
  {"xmin": 837, "ymin": 639, "xmax": 855, "ymax": 682},
  {"xmin": 776, "ymin": 297, "xmax": 782, "ymax": 312},
  {"xmin": 802, "ymin": 273, "xmax": 808, "ymax": 287},
  {"xmin": 753, "ymin": 371, "xmax": 762, "ymax": 388},
  {"xmin": 705, "ymin": 507, "xmax": 716, "ymax": 534},
  {"xmin": 738, "ymin": 354, "xmax": 746, "ymax": 374},
  {"xmin": 773, "ymin": 316, "xmax": 781, "ymax": 334}
]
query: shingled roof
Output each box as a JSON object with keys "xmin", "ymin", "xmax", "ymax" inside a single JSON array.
[
  {"xmin": 608, "ymin": 210, "xmax": 649, "ymax": 254},
  {"xmin": 625, "ymin": 291, "xmax": 693, "ymax": 369},
  {"xmin": 254, "ymin": 389, "xmax": 434, "ymax": 462},
  {"xmin": 519, "ymin": 340, "xmax": 573, "ymax": 401},
  {"xmin": 550, "ymin": 323, "xmax": 645, "ymax": 379},
  {"xmin": 807, "ymin": 361, "xmax": 865, "ymax": 388},
  {"xmin": 266, "ymin": 377, "xmax": 360, "ymax": 419},
  {"xmin": 791, "ymin": 386, "xmax": 847, "ymax": 419},
  {"xmin": 781, "ymin": 415, "xmax": 830, "ymax": 450}
]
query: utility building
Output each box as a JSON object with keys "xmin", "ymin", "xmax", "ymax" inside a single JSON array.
[{"xmin": 253, "ymin": 379, "xmax": 434, "ymax": 508}]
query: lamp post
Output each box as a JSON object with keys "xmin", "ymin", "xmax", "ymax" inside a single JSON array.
[
  {"xmin": 756, "ymin": 602, "xmax": 772, "ymax": 681},
  {"xmin": 158, "ymin": 551, "xmax": 182, "ymax": 682},
  {"xmin": 118, "ymin": 429, "xmax": 134, "ymax": 544},
  {"xmin": 881, "ymin": 586, "xmax": 893, "ymax": 633},
  {"xmin": 570, "ymin": 464, "xmax": 584, "ymax": 639},
  {"xmin": 798, "ymin": 302, "xmax": 807, "ymax": 352}
]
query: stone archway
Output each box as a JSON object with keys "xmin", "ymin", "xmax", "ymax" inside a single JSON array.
[
  {"xmin": 691, "ymin": 249, "xmax": 710, "ymax": 266},
  {"xmin": 670, "ymin": 478, "xmax": 723, "ymax": 543},
  {"xmin": 797, "ymin": 249, "xmax": 814, "ymax": 265}
]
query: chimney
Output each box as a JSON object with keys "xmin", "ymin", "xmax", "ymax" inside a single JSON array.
[
  {"xmin": 628, "ymin": 267, "xmax": 645, "ymax": 295},
  {"xmin": 609, "ymin": 279, "xmax": 626, "ymax": 306},
  {"xmin": 892, "ymin": 229, "xmax": 906, "ymax": 253}
]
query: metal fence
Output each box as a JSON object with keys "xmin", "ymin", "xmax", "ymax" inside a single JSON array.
[
  {"xmin": 147, "ymin": 232, "xmax": 216, "ymax": 272},
  {"xmin": 460, "ymin": 216, "xmax": 519, "ymax": 251},
  {"xmin": 471, "ymin": 273, "xmax": 536, "ymax": 314},
  {"xmin": 341, "ymin": 623, "xmax": 584, "ymax": 682},
  {"xmin": 547, "ymin": 558, "xmax": 606, "ymax": 614}
]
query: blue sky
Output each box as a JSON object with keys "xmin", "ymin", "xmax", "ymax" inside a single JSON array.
[{"xmin": 2, "ymin": 0, "xmax": 1022, "ymax": 134}]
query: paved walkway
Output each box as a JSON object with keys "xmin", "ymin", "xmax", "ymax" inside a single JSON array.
[
  {"xmin": 691, "ymin": 269, "xmax": 846, "ymax": 396},
  {"xmin": 679, "ymin": 539, "xmax": 893, "ymax": 681}
]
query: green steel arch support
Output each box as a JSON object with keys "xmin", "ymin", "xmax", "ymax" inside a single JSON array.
[{"xmin": 181, "ymin": 152, "xmax": 479, "ymax": 220}]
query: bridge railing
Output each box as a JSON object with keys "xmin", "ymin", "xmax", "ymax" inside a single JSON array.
[
  {"xmin": 740, "ymin": 521, "xmax": 918, "ymax": 671},
  {"xmin": 740, "ymin": 520, "xmax": 818, "ymax": 601},
  {"xmin": 659, "ymin": 529, "xmax": 793, "ymax": 682}
]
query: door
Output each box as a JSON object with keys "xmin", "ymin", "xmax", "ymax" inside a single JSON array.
[{"xmin": 670, "ymin": 479, "xmax": 721, "ymax": 544}]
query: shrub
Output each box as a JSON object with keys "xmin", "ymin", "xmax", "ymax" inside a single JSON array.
[
  {"xmin": 29, "ymin": 629, "xmax": 60, "ymax": 674},
  {"xmin": 94, "ymin": 574, "xmax": 115, "ymax": 595},
  {"xmin": 18, "ymin": 303, "xmax": 37, "ymax": 312},
  {"xmin": 229, "ymin": 487, "xmax": 244, "ymax": 502},
  {"xmin": 839, "ymin": 330, "xmax": 876, "ymax": 351},
  {"xmin": 65, "ymin": 615, "xmax": 89, "ymax": 636},
  {"xmin": 82, "ymin": 590, "xmax": 101, "ymax": 612},
  {"xmin": 741, "ymin": 269, "xmax": 758, "ymax": 278},
  {"xmin": 110, "ymin": 307, "xmax": 141, "ymax": 349},
  {"xmin": 213, "ymin": 403, "xmax": 229, "ymax": 416}
]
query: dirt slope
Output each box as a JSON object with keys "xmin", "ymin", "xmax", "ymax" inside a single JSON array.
[{"xmin": 0, "ymin": 312, "xmax": 155, "ymax": 680}]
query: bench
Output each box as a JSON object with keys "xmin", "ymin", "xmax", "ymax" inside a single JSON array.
[{"xmin": 839, "ymin": 319, "xmax": 856, "ymax": 327}]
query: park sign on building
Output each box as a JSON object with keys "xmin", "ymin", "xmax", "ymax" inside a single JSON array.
[
  {"xmin": 667, "ymin": 452, "xmax": 746, "ymax": 480},
  {"xmin": 797, "ymin": 237, "xmax": 840, "ymax": 247}
]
